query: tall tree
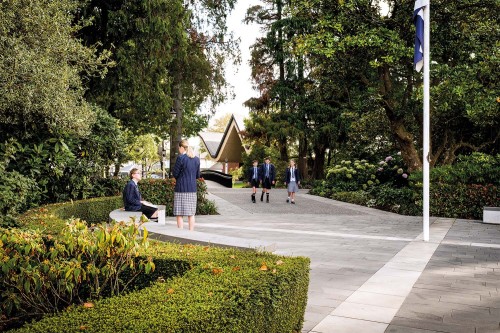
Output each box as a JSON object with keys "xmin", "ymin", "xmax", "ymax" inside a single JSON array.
[
  {"xmin": 244, "ymin": 1, "xmax": 312, "ymax": 167},
  {"xmin": 292, "ymin": 0, "xmax": 499, "ymax": 171},
  {"xmin": 0, "ymin": 0, "xmax": 110, "ymax": 141}
]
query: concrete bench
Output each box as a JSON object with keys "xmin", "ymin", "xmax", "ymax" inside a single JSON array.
[
  {"xmin": 483, "ymin": 207, "xmax": 500, "ymax": 224},
  {"xmin": 109, "ymin": 205, "xmax": 166, "ymax": 224},
  {"xmin": 144, "ymin": 223, "xmax": 276, "ymax": 252}
]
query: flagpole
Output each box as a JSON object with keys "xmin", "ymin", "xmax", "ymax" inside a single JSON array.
[{"xmin": 422, "ymin": 2, "xmax": 430, "ymax": 242}]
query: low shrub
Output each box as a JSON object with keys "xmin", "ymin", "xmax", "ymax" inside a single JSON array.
[
  {"xmin": 374, "ymin": 154, "xmax": 410, "ymax": 188},
  {"xmin": 0, "ymin": 220, "xmax": 154, "ymax": 330},
  {"xmin": 369, "ymin": 185, "xmax": 421, "ymax": 216},
  {"xmin": 430, "ymin": 183, "xmax": 498, "ymax": 219},
  {"xmin": 311, "ymin": 153, "xmax": 499, "ymax": 220},
  {"xmin": 17, "ymin": 197, "xmax": 124, "ymax": 234},
  {"xmin": 324, "ymin": 159, "xmax": 378, "ymax": 192},
  {"xmin": 17, "ymin": 179, "xmax": 216, "ymax": 233},
  {"xmin": 331, "ymin": 191, "xmax": 371, "ymax": 206},
  {"xmin": 137, "ymin": 178, "xmax": 217, "ymax": 216},
  {"xmin": 429, "ymin": 153, "xmax": 500, "ymax": 185}
]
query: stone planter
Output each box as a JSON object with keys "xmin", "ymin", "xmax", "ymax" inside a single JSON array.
[{"xmin": 483, "ymin": 207, "xmax": 500, "ymax": 224}]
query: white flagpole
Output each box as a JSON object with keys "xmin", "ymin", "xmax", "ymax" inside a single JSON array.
[{"xmin": 422, "ymin": 2, "xmax": 430, "ymax": 242}]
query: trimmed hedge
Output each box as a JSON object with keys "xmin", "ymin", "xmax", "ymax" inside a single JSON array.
[
  {"xmin": 8, "ymin": 198, "xmax": 310, "ymax": 333},
  {"xmin": 17, "ymin": 196, "xmax": 124, "ymax": 234},
  {"xmin": 10, "ymin": 243, "xmax": 309, "ymax": 333}
]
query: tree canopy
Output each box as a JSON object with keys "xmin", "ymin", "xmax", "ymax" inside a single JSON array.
[{"xmin": 242, "ymin": 0, "xmax": 499, "ymax": 178}]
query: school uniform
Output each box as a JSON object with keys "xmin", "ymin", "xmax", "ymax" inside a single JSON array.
[
  {"xmin": 173, "ymin": 153, "xmax": 201, "ymax": 216},
  {"xmin": 248, "ymin": 165, "xmax": 260, "ymax": 188},
  {"xmin": 122, "ymin": 180, "xmax": 157, "ymax": 218},
  {"xmin": 259, "ymin": 162, "xmax": 275, "ymax": 202},
  {"xmin": 259, "ymin": 162, "xmax": 276, "ymax": 189},
  {"xmin": 248, "ymin": 165, "xmax": 260, "ymax": 203},
  {"xmin": 284, "ymin": 167, "xmax": 300, "ymax": 193}
]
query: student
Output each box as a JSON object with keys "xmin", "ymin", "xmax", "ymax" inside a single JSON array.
[
  {"xmin": 259, "ymin": 157, "xmax": 276, "ymax": 203},
  {"xmin": 123, "ymin": 168, "xmax": 159, "ymax": 220},
  {"xmin": 247, "ymin": 160, "xmax": 260, "ymax": 203},
  {"xmin": 173, "ymin": 139, "xmax": 201, "ymax": 231},
  {"xmin": 284, "ymin": 159, "xmax": 300, "ymax": 204}
]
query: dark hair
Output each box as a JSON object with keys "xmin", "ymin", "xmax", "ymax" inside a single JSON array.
[
  {"xmin": 265, "ymin": 157, "xmax": 270, "ymax": 160},
  {"xmin": 252, "ymin": 160, "xmax": 258, "ymax": 163}
]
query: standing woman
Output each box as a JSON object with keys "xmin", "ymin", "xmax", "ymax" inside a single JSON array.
[
  {"xmin": 284, "ymin": 159, "xmax": 300, "ymax": 204},
  {"xmin": 173, "ymin": 139, "xmax": 200, "ymax": 230}
]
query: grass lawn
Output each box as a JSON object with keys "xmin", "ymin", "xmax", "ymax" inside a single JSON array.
[{"xmin": 232, "ymin": 181, "xmax": 248, "ymax": 188}]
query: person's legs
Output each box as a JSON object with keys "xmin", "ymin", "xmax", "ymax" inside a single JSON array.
[
  {"xmin": 188, "ymin": 215, "xmax": 195, "ymax": 231},
  {"xmin": 141, "ymin": 205, "xmax": 158, "ymax": 219},
  {"xmin": 176, "ymin": 216, "xmax": 184, "ymax": 229},
  {"xmin": 291, "ymin": 192, "xmax": 296, "ymax": 203}
]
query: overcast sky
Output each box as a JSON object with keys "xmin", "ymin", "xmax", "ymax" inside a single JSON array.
[{"xmin": 210, "ymin": 1, "xmax": 263, "ymax": 124}]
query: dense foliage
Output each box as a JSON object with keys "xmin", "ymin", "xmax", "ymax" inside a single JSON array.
[
  {"xmin": 311, "ymin": 153, "xmax": 499, "ymax": 219},
  {"xmin": 243, "ymin": 0, "xmax": 499, "ymax": 179},
  {"xmin": 0, "ymin": 220, "xmax": 152, "ymax": 329}
]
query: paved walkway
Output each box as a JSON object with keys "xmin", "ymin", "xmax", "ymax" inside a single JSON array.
[{"xmin": 149, "ymin": 182, "xmax": 500, "ymax": 332}]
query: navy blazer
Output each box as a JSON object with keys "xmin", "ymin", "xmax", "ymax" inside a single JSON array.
[
  {"xmin": 173, "ymin": 153, "xmax": 200, "ymax": 193},
  {"xmin": 259, "ymin": 163, "xmax": 276, "ymax": 182},
  {"xmin": 284, "ymin": 167, "xmax": 301, "ymax": 184},
  {"xmin": 123, "ymin": 180, "xmax": 141, "ymax": 211},
  {"xmin": 247, "ymin": 166, "xmax": 261, "ymax": 183}
]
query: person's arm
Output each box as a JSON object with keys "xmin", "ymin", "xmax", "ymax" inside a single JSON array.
[
  {"xmin": 296, "ymin": 168, "xmax": 301, "ymax": 184},
  {"xmin": 196, "ymin": 158, "xmax": 200, "ymax": 179},
  {"xmin": 173, "ymin": 155, "xmax": 183, "ymax": 179},
  {"xmin": 124, "ymin": 182, "xmax": 140, "ymax": 207},
  {"xmin": 283, "ymin": 168, "xmax": 288, "ymax": 185}
]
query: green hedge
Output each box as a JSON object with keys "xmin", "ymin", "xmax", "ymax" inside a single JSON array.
[
  {"xmin": 9, "ymin": 197, "xmax": 309, "ymax": 333},
  {"xmin": 10, "ymin": 243, "xmax": 309, "ymax": 333},
  {"xmin": 17, "ymin": 179, "xmax": 217, "ymax": 233}
]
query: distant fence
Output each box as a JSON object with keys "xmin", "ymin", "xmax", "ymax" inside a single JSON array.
[{"xmin": 201, "ymin": 170, "xmax": 232, "ymax": 188}]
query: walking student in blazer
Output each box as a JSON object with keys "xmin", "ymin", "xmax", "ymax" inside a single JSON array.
[
  {"xmin": 284, "ymin": 159, "xmax": 300, "ymax": 204},
  {"xmin": 248, "ymin": 159, "xmax": 260, "ymax": 203},
  {"xmin": 122, "ymin": 168, "xmax": 159, "ymax": 220},
  {"xmin": 259, "ymin": 156, "xmax": 276, "ymax": 203},
  {"xmin": 173, "ymin": 139, "xmax": 200, "ymax": 231}
]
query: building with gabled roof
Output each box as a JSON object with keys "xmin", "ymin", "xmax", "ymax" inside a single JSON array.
[{"xmin": 198, "ymin": 114, "xmax": 248, "ymax": 173}]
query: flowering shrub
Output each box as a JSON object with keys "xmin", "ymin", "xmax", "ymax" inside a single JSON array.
[
  {"xmin": 324, "ymin": 159, "xmax": 377, "ymax": 191},
  {"xmin": 310, "ymin": 153, "xmax": 497, "ymax": 220},
  {"xmin": 375, "ymin": 154, "xmax": 410, "ymax": 188}
]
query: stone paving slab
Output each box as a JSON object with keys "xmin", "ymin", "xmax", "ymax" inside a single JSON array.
[{"xmin": 156, "ymin": 182, "xmax": 500, "ymax": 333}]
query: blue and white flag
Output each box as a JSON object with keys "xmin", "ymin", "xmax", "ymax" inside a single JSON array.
[{"xmin": 413, "ymin": 0, "xmax": 429, "ymax": 72}]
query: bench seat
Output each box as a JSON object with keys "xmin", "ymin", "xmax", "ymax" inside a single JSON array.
[{"xmin": 109, "ymin": 205, "xmax": 166, "ymax": 224}]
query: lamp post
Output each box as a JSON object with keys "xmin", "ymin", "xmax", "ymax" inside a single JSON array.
[{"xmin": 168, "ymin": 108, "xmax": 177, "ymax": 177}]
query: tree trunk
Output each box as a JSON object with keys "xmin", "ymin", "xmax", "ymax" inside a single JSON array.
[
  {"xmin": 298, "ymin": 135, "xmax": 307, "ymax": 179},
  {"xmin": 379, "ymin": 66, "xmax": 422, "ymax": 172},
  {"xmin": 387, "ymin": 117, "xmax": 422, "ymax": 172},
  {"xmin": 279, "ymin": 140, "xmax": 288, "ymax": 161},
  {"xmin": 312, "ymin": 144, "xmax": 326, "ymax": 179},
  {"xmin": 170, "ymin": 77, "xmax": 183, "ymax": 175}
]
